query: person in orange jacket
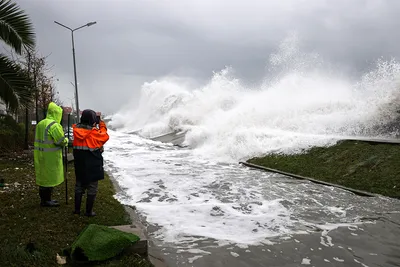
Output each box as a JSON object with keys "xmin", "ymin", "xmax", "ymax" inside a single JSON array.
[{"xmin": 72, "ymin": 109, "xmax": 109, "ymax": 216}]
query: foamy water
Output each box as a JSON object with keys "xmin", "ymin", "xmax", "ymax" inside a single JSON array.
[
  {"xmin": 104, "ymin": 37, "xmax": 400, "ymax": 264},
  {"xmin": 103, "ymin": 131, "xmax": 399, "ymax": 261},
  {"xmin": 111, "ymin": 35, "xmax": 400, "ymax": 162}
]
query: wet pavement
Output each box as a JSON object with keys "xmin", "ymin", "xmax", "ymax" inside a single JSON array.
[{"xmin": 153, "ymin": 213, "xmax": 400, "ymax": 267}]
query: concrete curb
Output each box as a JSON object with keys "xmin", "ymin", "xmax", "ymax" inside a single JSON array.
[
  {"xmin": 109, "ymin": 224, "xmax": 148, "ymax": 257},
  {"xmin": 239, "ymin": 161, "xmax": 378, "ymax": 197},
  {"xmin": 338, "ymin": 138, "xmax": 400, "ymax": 144}
]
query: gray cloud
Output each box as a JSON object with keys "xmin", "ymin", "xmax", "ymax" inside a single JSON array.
[{"xmin": 16, "ymin": 0, "xmax": 400, "ymax": 114}]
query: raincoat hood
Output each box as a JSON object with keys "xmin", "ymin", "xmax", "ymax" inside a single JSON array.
[
  {"xmin": 80, "ymin": 109, "xmax": 97, "ymax": 126},
  {"xmin": 46, "ymin": 102, "xmax": 63, "ymax": 123}
]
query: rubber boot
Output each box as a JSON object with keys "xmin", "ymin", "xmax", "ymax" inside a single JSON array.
[
  {"xmin": 47, "ymin": 187, "xmax": 59, "ymax": 205},
  {"xmin": 39, "ymin": 187, "xmax": 47, "ymax": 205},
  {"xmin": 42, "ymin": 200, "xmax": 59, "ymax": 207},
  {"xmin": 40, "ymin": 187, "xmax": 59, "ymax": 207},
  {"xmin": 85, "ymin": 194, "xmax": 96, "ymax": 217},
  {"xmin": 73, "ymin": 193, "xmax": 83, "ymax": 215}
]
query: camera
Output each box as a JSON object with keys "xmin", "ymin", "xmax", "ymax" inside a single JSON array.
[{"xmin": 95, "ymin": 112, "xmax": 101, "ymax": 124}]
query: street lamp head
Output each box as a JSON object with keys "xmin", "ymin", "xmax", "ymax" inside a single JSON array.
[{"xmin": 86, "ymin": 21, "xmax": 97, "ymax": 27}]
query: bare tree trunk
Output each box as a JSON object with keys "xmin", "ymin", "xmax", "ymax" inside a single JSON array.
[
  {"xmin": 24, "ymin": 107, "xmax": 29, "ymax": 149},
  {"xmin": 42, "ymin": 82, "xmax": 46, "ymax": 118},
  {"xmin": 24, "ymin": 52, "xmax": 31, "ymax": 150},
  {"xmin": 34, "ymin": 65, "xmax": 39, "ymax": 122}
]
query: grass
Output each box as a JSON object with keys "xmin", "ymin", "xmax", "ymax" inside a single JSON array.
[
  {"xmin": 248, "ymin": 140, "xmax": 400, "ymax": 198},
  {"xmin": 0, "ymin": 152, "xmax": 153, "ymax": 267}
]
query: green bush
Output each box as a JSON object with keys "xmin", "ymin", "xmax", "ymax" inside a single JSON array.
[
  {"xmin": 0, "ymin": 115, "xmax": 20, "ymax": 131},
  {"xmin": 18, "ymin": 122, "xmax": 25, "ymax": 133},
  {"xmin": 0, "ymin": 115, "xmax": 25, "ymax": 152}
]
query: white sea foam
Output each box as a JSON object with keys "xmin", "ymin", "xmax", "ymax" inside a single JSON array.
[{"xmin": 111, "ymin": 35, "xmax": 400, "ymax": 162}]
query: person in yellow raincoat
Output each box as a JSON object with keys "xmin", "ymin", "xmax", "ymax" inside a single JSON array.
[{"xmin": 34, "ymin": 102, "xmax": 68, "ymax": 207}]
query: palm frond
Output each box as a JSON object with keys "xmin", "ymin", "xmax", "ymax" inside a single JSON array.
[
  {"xmin": 0, "ymin": 54, "xmax": 33, "ymax": 112},
  {"xmin": 0, "ymin": 0, "xmax": 35, "ymax": 54}
]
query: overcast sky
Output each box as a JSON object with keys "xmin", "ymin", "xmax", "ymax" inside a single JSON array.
[{"xmin": 15, "ymin": 0, "xmax": 400, "ymax": 114}]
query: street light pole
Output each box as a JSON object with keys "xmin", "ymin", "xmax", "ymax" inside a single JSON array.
[
  {"xmin": 54, "ymin": 20, "xmax": 97, "ymax": 118},
  {"xmin": 71, "ymin": 30, "xmax": 79, "ymax": 119},
  {"xmin": 69, "ymin": 82, "xmax": 77, "ymax": 121}
]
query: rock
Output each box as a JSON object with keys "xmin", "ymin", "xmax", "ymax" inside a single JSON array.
[{"xmin": 56, "ymin": 253, "xmax": 67, "ymax": 265}]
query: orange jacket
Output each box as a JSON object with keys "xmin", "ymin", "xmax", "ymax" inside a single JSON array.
[{"xmin": 72, "ymin": 121, "xmax": 109, "ymax": 150}]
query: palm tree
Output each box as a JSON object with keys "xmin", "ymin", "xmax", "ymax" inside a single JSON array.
[{"xmin": 0, "ymin": 0, "xmax": 35, "ymax": 112}]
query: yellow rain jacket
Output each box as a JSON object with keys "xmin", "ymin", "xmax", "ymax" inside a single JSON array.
[{"xmin": 34, "ymin": 102, "xmax": 68, "ymax": 187}]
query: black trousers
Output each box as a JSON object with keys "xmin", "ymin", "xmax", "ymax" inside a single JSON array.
[{"xmin": 75, "ymin": 180, "xmax": 98, "ymax": 196}]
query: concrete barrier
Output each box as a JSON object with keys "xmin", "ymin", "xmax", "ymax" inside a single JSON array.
[{"xmin": 150, "ymin": 131, "xmax": 187, "ymax": 147}]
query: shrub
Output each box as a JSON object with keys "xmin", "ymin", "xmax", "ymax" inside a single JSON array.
[{"xmin": 0, "ymin": 115, "xmax": 25, "ymax": 152}]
